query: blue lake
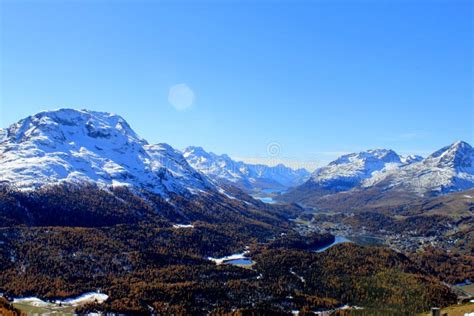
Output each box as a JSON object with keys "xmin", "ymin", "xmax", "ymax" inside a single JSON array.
[
  {"xmin": 257, "ymin": 197, "xmax": 276, "ymax": 204},
  {"xmin": 315, "ymin": 236, "xmax": 352, "ymax": 253},
  {"xmin": 253, "ymin": 188, "xmax": 286, "ymax": 204},
  {"xmin": 225, "ymin": 258, "xmax": 254, "ymax": 266}
]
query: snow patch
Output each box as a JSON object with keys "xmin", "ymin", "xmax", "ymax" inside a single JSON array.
[
  {"xmin": 173, "ymin": 224, "xmax": 194, "ymax": 229},
  {"xmin": 289, "ymin": 268, "xmax": 305, "ymax": 283},
  {"xmin": 56, "ymin": 292, "xmax": 108, "ymax": 305},
  {"xmin": 208, "ymin": 250, "xmax": 250, "ymax": 265},
  {"xmin": 218, "ymin": 187, "xmax": 237, "ymax": 200},
  {"xmin": 13, "ymin": 292, "xmax": 108, "ymax": 308},
  {"xmin": 13, "ymin": 297, "xmax": 51, "ymax": 307}
]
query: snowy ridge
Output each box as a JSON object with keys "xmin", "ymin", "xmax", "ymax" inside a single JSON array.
[
  {"xmin": 2, "ymin": 109, "xmax": 471, "ymax": 199},
  {"xmin": 308, "ymin": 149, "xmax": 408, "ymax": 192},
  {"xmin": 144, "ymin": 143, "xmax": 214, "ymax": 194},
  {"xmin": 183, "ymin": 146, "xmax": 310, "ymax": 192},
  {"xmin": 363, "ymin": 141, "xmax": 474, "ymax": 194},
  {"xmin": 296, "ymin": 141, "xmax": 474, "ymax": 197},
  {"xmin": 0, "ymin": 109, "xmax": 215, "ymax": 197}
]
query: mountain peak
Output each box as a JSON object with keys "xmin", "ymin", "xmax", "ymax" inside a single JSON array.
[
  {"xmin": 430, "ymin": 140, "xmax": 472, "ymax": 156},
  {"xmin": 330, "ymin": 148, "xmax": 401, "ymax": 166},
  {"xmin": 5, "ymin": 108, "xmax": 146, "ymax": 147},
  {"xmin": 289, "ymin": 141, "xmax": 474, "ymax": 200},
  {"xmin": 450, "ymin": 140, "xmax": 472, "ymax": 153},
  {"xmin": 426, "ymin": 140, "xmax": 473, "ymax": 170},
  {"xmin": 309, "ymin": 148, "xmax": 404, "ymax": 192},
  {"xmin": 0, "ymin": 108, "xmax": 213, "ymax": 196},
  {"xmin": 363, "ymin": 140, "xmax": 474, "ymax": 194},
  {"xmin": 183, "ymin": 146, "xmax": 212, "ymax": 158}
]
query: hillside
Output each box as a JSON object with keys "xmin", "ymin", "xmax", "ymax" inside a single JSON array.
[{"xmin": 0, "ymin": 229, "xmax": 460, "ymax": 314}]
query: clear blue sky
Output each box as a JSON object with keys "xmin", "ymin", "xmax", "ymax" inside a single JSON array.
[{"xmin": 1, "ymin": 0, "xmax": 472, "ymax": 168}]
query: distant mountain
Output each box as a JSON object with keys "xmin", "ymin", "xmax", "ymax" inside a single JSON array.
[
  {"xmin": 364, "ymin": 141, "xmax": 474, "ymax": 195},
  {"xmin": 309, "ymin": 149, "xmax": 406, "ymax": 192},
  {"xmin": 0, "ymin": 109, "xmax": 213, "ymax": 197},
  {"xmin": 183, "ymin": 146, "xmax": 310, "ymax": 193},
  {"xmin": 282, "ymin": 149, "xmax": 417, "ymax": 201},
  {"xmin": 281, "ymin": 141, "xmax": 474, "ymax": 206}
]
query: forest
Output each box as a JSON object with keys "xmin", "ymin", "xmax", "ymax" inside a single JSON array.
[{"xmin": 0, "ymin": 184, "xmax": 472, "ymax": 314}]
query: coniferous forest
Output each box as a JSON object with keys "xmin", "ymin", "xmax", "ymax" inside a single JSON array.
[{"xmin": 0, "ymin": 184, "xmax": 471, "ymax": 314}]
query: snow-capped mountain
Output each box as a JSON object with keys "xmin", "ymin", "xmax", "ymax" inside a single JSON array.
[
  {"xmin": 307, "ymin": 149, "xmax": 410, "ymax": 192},
  {"xmin": 282, "ymin": 141, "xmax": 474, "ymax": 205},
  {"xmin": 0, "ymin": 109, "xmax": 214, "ymax": 197},
  {"xmin": 183, "ymin": 146, "xmax": 310, "ymax": 192},
  {"xmin": 364, "ymin": 141, "xmax": 474, "ymax": 195}
]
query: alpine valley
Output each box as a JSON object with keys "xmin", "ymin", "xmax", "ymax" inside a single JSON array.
[
  {"xmin": 1, "ymin": 109, "xmax": 473, "ymax": 315},
  {"xmin": 183, "ymin": 146, "xmax": 310, "ymax": 194}
]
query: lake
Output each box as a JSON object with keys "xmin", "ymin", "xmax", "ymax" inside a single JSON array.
[
  {"xmin": 252, "ymin": 188, "xmax": 286, "ymax": 204},
  {"xmin": 315, "ymin": 236, "xmax": 352, "ymax": 252},
  {"xmin": 225, "ymin": 258, "xmax": 254, "ymax": 266},
  {"xmin": 257, "ymin": 196, "xmax": 276, "ymax": 204},
  {"xmin": 208, "ymin": 250, "xmax": 254, "ymax": 267}
]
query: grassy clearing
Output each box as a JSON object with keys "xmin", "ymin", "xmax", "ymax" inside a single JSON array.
[{"xmin": 419, "ymin": 302, "xmax": 474, "ymax": 316}]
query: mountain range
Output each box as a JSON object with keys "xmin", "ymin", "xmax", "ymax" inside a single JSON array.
[
  {"xmin": 183, "ymin": 146, "xmax": 310, "ymax": 193},
  {"xmin": 0, "ymin": 109, "xmax": 302, "ymax": 229},
  {"xmin": 1, "ymin": 109, "xmax": 473, "ymax": 210},
  {"xmin": 0, "ymin": 108, "xmax": 472, "ymax": 314},
  {"xmin": 0, "ymin": 109, "xmax": 310, "ymax": 198},
  {"xmin": 281, "ymin": 140, "xmax": 474, "ymax": 207}
]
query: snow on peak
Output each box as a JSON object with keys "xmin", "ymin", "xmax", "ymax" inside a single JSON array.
[
  {"xmin": 292, "ymin": 142, "xmax": 474, "ymax": 197},
  {"xmin": 183, "ymin": 146, "xmax": 211, "ymax": 159},
  {"xmin": 0, "ymin": 108, "xmax": 214, "ymax": 196},
  {"xmin": 400, "ymin": 154, "xmax": 423, "ymax": 165},
  {"xmin": 183, "ymin": 146, "xmax": 310, "ymax": 192},
  {"xmin": 427, "ymin": 140, "xmax": 473, "ymax": 168},
  {"xmin": 310, "ymin": 148, "xmax": 404, "ymax": 191},
  {"xmin": 329, "ymin": 149, "xmax": 401, "ymax": 166},
  {"xmin": 5, "ymin": 108, "xmax": 145, "ymax": 147},
  {"xmin": 363, "ymin": 141, "xmax": 474, "ymax": 194}
]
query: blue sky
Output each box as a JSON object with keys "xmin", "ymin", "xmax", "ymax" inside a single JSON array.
[{"xmin": 1, "ymin": 0, "xmax": 472, "ymax": 169}]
